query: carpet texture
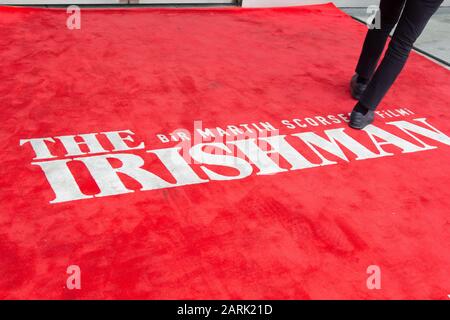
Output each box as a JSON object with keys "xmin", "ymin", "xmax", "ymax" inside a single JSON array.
[{"xmin": 0, "ymin": 4, "xmax": 449, "ymax": 299}]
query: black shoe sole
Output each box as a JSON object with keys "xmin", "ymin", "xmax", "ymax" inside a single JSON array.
[
  {"xmin": 349, "ymin": 118, "xmax": 374, "ymax": 130},
  {"xmin": 349, "ymin": 122, "xmax": 365, "ymax": 130}
]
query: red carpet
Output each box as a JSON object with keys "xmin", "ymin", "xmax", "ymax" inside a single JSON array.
[{"xmin": 1, "ymin": 4, "xmax": 449, "ymax": 299}]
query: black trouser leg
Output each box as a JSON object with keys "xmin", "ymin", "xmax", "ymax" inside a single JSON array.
[
  {"xmin": 355, "ymin": 0, "xmax": 406, "ymax": 80},
  {"xmin": 360, "ymin": 0, "xmax": 443, "ymax": 110}
]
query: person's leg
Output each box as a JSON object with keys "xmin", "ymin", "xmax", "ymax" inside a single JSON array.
[
  {"xmin": 359, "ymin": 0, "xmax": 444, "ymax": 110},
  {"xmin": 355, "ymin": 0, "xmax": 406, "ymax": 82}
]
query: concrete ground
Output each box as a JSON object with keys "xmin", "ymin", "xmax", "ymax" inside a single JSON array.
[{"xmin": 341, "ymin": 6, "xmax": 450, "ymax": 66}]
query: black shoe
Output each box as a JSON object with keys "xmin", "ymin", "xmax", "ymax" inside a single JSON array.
[
  {"xmin": 350, "ymin": 74, "xmax": 368, "ymax": 100},
  {"xmin": 349, "ymin": 103, "xmax": 375, "ymax": 130}
]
